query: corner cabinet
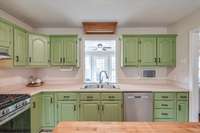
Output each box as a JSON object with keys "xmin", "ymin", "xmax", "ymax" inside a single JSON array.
[
  {"xmin": 122, "ymin": 35, "xmax": 176, "ymax": 67},
  {"xmin": 13, "ymin": 27, "xmax": 28, "ymax": 66},
  {"xmin": 41, "ymin": 93, "xmax": 55, "ymax": 129},
  {"xmin": 31, "ymin": 94, "xmax": 42, "ymax": 133},
  {"xmin": 50, "ymin": 35, "xmax": 78, "ymax": 67},
  {"xmin": 28, "ymin": 34, "xmax": 50, "ymax": 66}
]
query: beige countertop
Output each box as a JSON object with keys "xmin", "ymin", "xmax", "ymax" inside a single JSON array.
[{"xmin": 0, "ymin": 83, "xmax": 188, "ymax": 96}]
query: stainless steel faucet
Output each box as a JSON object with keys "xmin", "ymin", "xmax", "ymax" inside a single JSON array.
[{"xmin": 99, "ymin": 71, "xmax": 109, "ymax": 84}]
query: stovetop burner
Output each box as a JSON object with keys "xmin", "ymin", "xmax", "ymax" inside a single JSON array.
[{"xmin": 0, "ymin": 94, "xmax": 30, "ymax": 109}]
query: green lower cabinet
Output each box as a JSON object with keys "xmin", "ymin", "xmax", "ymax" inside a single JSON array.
[
  {"xmin": 176, "ymin": 100, "xmax": 189, "ymax": 122},
  {"xmin": 57, "ymin": 101, "xmax": 79, "ymax": 122},
  {"xmin": 31, "ymin": 94, "xmax": 42, "ymax": 133},
  {"xmin": 41, "ymin": 93, "xmax": 55, "ymax": 129},
  {"xmin": 80, "ymin": 101, "xmax": 101, "ymax": 121},
  {"xmin": 153, "ymin": 92, "xmax": 189, "ymax": 122},
  {"xmin": 101, "ymin": 101, "xmax": 122, "ymax": 121}
]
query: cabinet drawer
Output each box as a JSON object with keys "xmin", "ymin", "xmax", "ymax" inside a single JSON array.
[
  {"xmin": 154, "ymin": 101, "xmax": 175, "ymax": 109},
  {"xmin": 154, "ymin": 109, "xmax": 175, "ymax": 119},
  {"xmin": 101, "ymin": 93, "xmax": 122, "ymax": 101},
  {"xmin": 154, "ymin": 119, "xmax": 176, "ymax": 122},
  {"xmin": 154, "ymin": 93, "xmax": 176, "ymax": 100},
  {"xmin": 56, "ymin": 93, "xmax": 78, "ymax": 101},
  {"xmin": 177, "ymin": 93, "xmax": 188, "ymax": 100},
  {"xmin": 80, "ymin": 93, "xmax": 100, "ymax": 101}
]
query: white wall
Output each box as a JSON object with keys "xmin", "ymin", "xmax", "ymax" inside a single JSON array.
[
  {"xmin": 167, "ymin": 10, "xmax": 200, "ymax": 88},
  {"xmin": 167, "ymin": 9, "xmax": 200, "ymax": 122}
]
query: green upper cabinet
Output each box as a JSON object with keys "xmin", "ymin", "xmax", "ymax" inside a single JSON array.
[
  {"xmin": 41, "ymin": 93, "xmax": 55, "ymax": 129},
  {"xmin": 80, "ymin": 101, "xmax": 101, "ymax": 121},
  {"xmin": 101, "ymin": 101, "xmax": 122, "ymax": 121},
  {"xmin": 123, "ymin": 36, "xmax": 139, "ymax": 66},
  {"xmin": 50, "ymin": 36, "xmax": 63, "ymax": 66},
  {"xmin": 63, "ymin": 36, "xmax": 77, "ymax": 65},
  {"xmin": 0, "ymin": 19, "xmax": 13, "ymax": 48},
  {"xmin": 13, "ymin": 27, "xmax": 28, "ymax": 66},
  {"xmin": 157, "ymin": 36, "xmax": 176, "ymax": 66},
  {"xmin": 29, "ymin": 34, "xmax": 50, "ymax": 66},
  {"xmin": 139, "ymin": 36, "xmax": 157, "ymax": 66},
  {"xmin": 50, "ymin": 35, "xmax": 78, "ymax": 66},
  {"xmin": 122, "ymin": 35, "xmax": 176, "ymax": 67},
  {"xmin": 31, "ymin": 94, "xmax": 42, "ymax": 133}
]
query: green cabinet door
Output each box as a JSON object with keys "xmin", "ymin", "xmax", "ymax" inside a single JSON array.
[
  {"xmin": 57, "ymin": 101, "xmax": 78, "ymax": 122},
  {"xmin": 0, "ymin": 19, "xmax": 13, "ymax": 48},
  {"xmin": 31, "ymin": 94, "xmax": 42, "ymax": 133},
  {"xmin": 14, "ymin": 27, "xmax": 28, "ymax": 66},
  {"xmin": 123, "ymin": 36, "xmax": 139, "ymax": 66},
  {"xmin": 29, "ymin": 34, "xmax": 49, "ymax": 66},
  {"xmin": 50, "ymin": 36, "xmax": 63, "ymax": 66},
  {"xmin": 157, "ymin": 36, "xmax": 176, "ymax": 66},
  {"xmin": 177, "ymin": 101, "xmax": 189, "ymax": 122},
  {"xmin": 139, "ymin": 36, "xmax": 157, "ymax": 66},
  {"xmin": 80, "ymin": 101, "xmax": 101, "ymax": 121},
  {"xmin": 63, "ymin": 36, "xmax": 77, "ymax": 66},
  {"xmin": 101, "ymin": 101, "xmax": 122, "ymax": 121},
  {"xmin": 42, "ymin": 93, "xmax": 55, "ymax": 128}
]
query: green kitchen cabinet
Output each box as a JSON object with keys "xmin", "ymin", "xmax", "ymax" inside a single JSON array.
[
  {"xmin": 176, "ymin": 101, "xmax": 188, "ymax": 122},
  {"xmin": 79, "ymin": 101, "xmax": 101, "ymax": 121},
  {"xmin": 63, "ymin": 36, "xmax": 77, "ymax": 65},
  {"xmin": 101, "ymin": 101, "xmax": 122, "ymax": 121},
  {"xmin": 50, "ymin": 36, "xmax": 63, "ymax": 65},
  {"xmin": 123, "ymin": 36, "xmax": 139, "ymax": 66},
  {"xmin": 50, "ymin": 35, "xmax": 78, "ymax": 66},
  {"xmin": 157, "ymin": 36, "xmax": 176, "ymax": 66},
  {"xmin": 29, "ymin": 34, "xmax": 50, "ymax": 66},
  {"xmin": 0, "ymin": 19, "xmax": 13, "ymax": 48},
  {"xmin": 139, "ymin": 36, "xmax": 157, "ymax": 66},
  {"xmin": 57, "ymin": 101, "xmax": 79, "ymax": 122},
  {"xmin": 176, "ymin": 93, "xmax": 189, "ymax": 122},
  {"xmin": 31, "ymin": 94, "xmax": 42, "ymax": 133},
  {"xmin": 41, "ymin": 93, "xmax": 55, "ymax": 129},
  {"xmin": 13, "ymin": 27, "xmax": 28, "ymax": 66}
]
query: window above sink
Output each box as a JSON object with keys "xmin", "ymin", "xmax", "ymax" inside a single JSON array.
[{"xmin": 84, "ymin": 40, "xmax": 116, "ymax": 84}]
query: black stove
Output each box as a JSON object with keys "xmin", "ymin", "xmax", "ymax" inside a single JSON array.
[{"xmin": 0, "ymin": 94, "xmax": 31, "ymax": 125}]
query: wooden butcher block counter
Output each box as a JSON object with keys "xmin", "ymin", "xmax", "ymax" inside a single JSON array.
[{"xmin": 53, "ymin": 121, "xmax": 200, "ymax": 133}]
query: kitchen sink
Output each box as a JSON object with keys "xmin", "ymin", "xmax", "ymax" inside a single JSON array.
[{"xmin": 82, "ymin": 83, "xmax": 120, "ymax": 89}]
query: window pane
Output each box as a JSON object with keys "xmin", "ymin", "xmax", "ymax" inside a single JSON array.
[{"xmin": 85, "ymin": 40, "xmax": 116, "ymax": 83}]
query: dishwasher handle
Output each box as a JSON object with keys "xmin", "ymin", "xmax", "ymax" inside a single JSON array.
[{"xmin": 127, "ymin": 95, "xmax": 151, "ymax": 99}]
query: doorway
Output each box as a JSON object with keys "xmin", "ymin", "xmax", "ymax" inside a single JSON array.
[{"xmin": 189, "ymin": 29, "xmax": 200, "ymax": 122}]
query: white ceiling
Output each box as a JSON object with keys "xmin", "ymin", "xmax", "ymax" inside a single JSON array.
[{"xmin": 0, "ymin": 0, "xmax": 200, "ymax": 28}]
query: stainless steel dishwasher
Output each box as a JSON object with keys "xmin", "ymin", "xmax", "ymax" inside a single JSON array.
[{"xmin": 124, "ymin": 92, "xmax": 153, "ymax": 121}]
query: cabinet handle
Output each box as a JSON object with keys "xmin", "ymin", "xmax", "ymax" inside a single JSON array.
[
  {"xmin": 29, "ymin": 57, "xmax": 31, "ymax": 62},
  {"xmin": 32, "ymin": 102, "xmax": 36, "ymax": 108},
  {"xmin": 60, "ymin": 58, "xmax": 62, "ymax": 63},
  {"xmin": 154, "ymin": 58, "xmax": 157, "ymax": 63},
  {"xmin": 180, "ymin": 96, "xmax": 187, "ymax": 98},
  {"xmin": 158, "ymin": 58, "xmax": 161, "ymax": 63},
  {"xmin": 98, "ymin": 105, "xmax": 100, "ymax": 110},
  {"xmin": 73, "ymin": 105, "xmax": 76, "ymax": 111},
  {"xmin": 161, "ymin": 96, "xmax": 168, "ymax": 98},
  {"xmin": 50, "ymin": 98, "xmax": 53, "ymax": 103},
  {"xmin": 63, "ymin": 58, "xmax": 65, "ymax": 63},
  {"xmin": 178, "ymin": 105, "xmax": 181, "ymax": 111},
  {"xmin": 161, "ymin": 113, "xmax": 168, "ymax": 116},
  {"xmin": 161, "ymin": 104, "xmax": 168, "ymax": 107},
  {"xmin": 16, "ymin": 56, "xmax": 19, "ymax": 62}
]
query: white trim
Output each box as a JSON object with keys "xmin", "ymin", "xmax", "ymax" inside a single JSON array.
[{"xmin": 189, "ymin": 30, "xmax": 200, "ymax": 122}]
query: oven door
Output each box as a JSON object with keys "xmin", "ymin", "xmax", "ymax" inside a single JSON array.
[{"xmin": 0, "ymin": 109, "xmax": 30, "ymax": 133}]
